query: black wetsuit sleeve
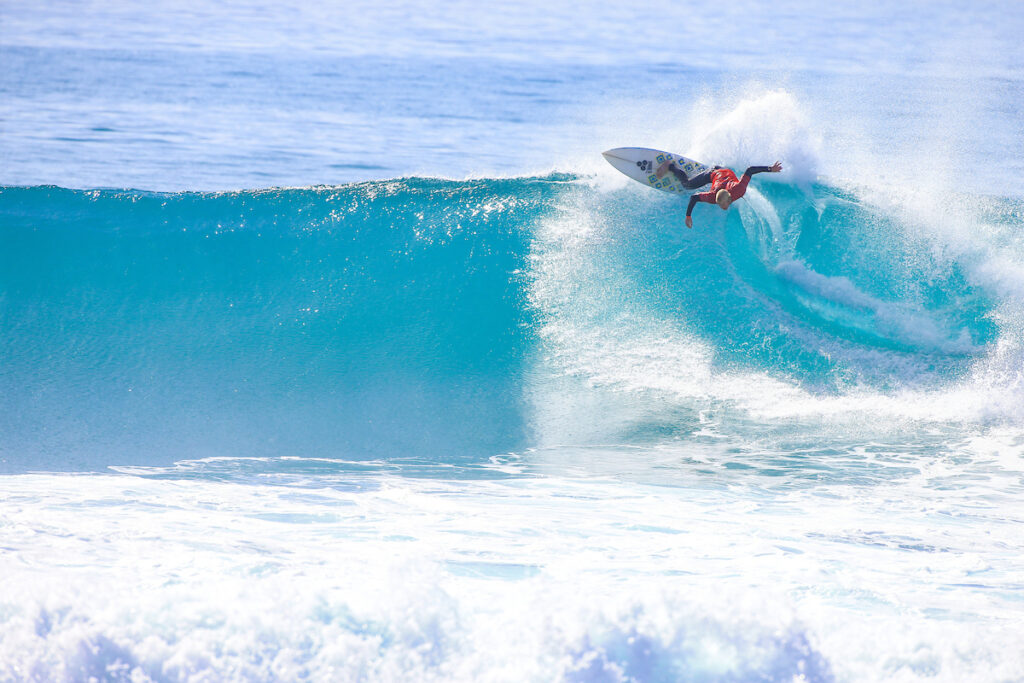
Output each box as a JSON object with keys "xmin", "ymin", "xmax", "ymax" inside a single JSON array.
[
  {"xmin": 686, "ymin": 195, "xmax": 699, "ymax": 217},
  {"xmin": 743, "ymin": 166, "xmax": 773, "ymax": 176}
]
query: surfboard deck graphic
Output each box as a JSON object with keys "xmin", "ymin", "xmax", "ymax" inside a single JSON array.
[{"xmin": 602, "ymin": 147, "xmax": 712, "ymax": 195}]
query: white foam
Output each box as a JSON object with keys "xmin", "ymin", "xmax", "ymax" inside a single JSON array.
[
  {"xmin": 686, "ymin": 89, "xmax": 822, "ymax": 185},
  {"xmin": 2, "ymin": 470, "xmax": 1022, "ymax": 681}
]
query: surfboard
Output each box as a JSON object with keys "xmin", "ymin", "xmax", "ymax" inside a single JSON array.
[{"xmin": 602, "ymin": 147, "xmax": 712, "ymax": 195}]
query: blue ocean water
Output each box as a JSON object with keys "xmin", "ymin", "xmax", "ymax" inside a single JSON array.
[{"xmin": 3, "ymin": 2, "xmax": 1024, "ymax": 681}]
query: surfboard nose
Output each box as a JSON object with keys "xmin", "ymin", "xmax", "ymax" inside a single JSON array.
[{"xmin": 601, "ymin": 147, "xmax": 711, "ymax": 194}]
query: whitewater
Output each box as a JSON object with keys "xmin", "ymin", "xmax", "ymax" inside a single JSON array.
[{"xmin": 3, "ymin": 2, "xmax": 1024, "ymax": 681}]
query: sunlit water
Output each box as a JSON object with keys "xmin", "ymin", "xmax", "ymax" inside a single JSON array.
[{"xmin": 2, "ymin": 2, "xmax": 1024, "ymax": 681}]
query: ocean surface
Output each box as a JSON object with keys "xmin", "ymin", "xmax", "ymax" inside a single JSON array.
[{"xmin": 3, "ymin": 2, "xmax": 1024, "ymax": 681}]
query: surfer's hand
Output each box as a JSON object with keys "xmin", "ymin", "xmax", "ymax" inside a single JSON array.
[
  {"xmin": 770, "ymin": 161, "xmax": 782, "ymax": 173},
  {"xmin": 685, "ymin": 216, "xmax": 693, "ymax": 229}
]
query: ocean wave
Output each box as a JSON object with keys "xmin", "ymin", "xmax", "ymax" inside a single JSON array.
[{"xmin": 1, "ymin": 169, "xmax": 1022, "ymax": 470}]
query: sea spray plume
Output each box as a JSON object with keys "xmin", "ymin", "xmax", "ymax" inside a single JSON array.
[{"xmin": 686, "ymin": 89, "xmax": 822, "ymax": 184}]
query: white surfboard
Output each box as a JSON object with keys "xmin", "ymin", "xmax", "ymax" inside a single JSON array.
[{"xmin": 602, "ymin": 147, "xmax": 712, "ymax": 195}]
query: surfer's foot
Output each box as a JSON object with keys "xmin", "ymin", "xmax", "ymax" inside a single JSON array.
[{"xmin": 655, "ymin": 160, "xmax": 674, "ymax": 179}]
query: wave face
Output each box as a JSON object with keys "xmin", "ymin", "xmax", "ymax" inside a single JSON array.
[
  {"xmin": 0, "ymin": 180, "xmax": 559, "ymax": 471},
  {"xmin": 2, "ymin": 175, "xmax": 1021, "ymax": 472}
]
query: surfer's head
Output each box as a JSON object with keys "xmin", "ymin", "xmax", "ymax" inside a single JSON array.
[{"xmin": 715, "ymin": 189, "xmax": 732, "ymax": 210}]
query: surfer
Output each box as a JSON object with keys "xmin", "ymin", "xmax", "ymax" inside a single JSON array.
[{"xmin": 656, "ymin": 159, "xmax": 783, "ymax": 228}]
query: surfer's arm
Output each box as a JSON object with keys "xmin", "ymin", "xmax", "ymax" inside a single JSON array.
[
  {"xmin": 686, "ymin": 194, "xmax": 701, "ymax": 217},
  {"xmin": 687, "ymin": 191, "xmax": 716, "ymax": 214},
  {"xmin": 742, "ymin": 161, "xmax": 783, "ymax": 177},
  {"xmin": 685, "ymin": 192, "xmax": 715, "ymax": 228},
  {"xmin": 734, "ymin": 162, "xmax": 781, "ymax": 195}
]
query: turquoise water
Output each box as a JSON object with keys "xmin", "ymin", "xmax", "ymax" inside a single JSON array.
[{"xmin": 3, "ymin": 2, "xmax": 1024, "ymax": 681}]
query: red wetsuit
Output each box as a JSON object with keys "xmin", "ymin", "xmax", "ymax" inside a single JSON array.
[
  {"xmin": 693, "ymin": 168, "xmax": 751, "ymax": 204},
  {"xmin": 684, "ymin": 165, "xmax": 773, "ymax": 217}
]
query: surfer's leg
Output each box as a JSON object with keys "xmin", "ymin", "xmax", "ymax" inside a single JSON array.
[
  {"xmin": 658, "ymin": 161, "xmax": 697, "ymax": 186},
  {"xmin": 676, "ymin": 168, "xmax": 712, "ymax": 189},
  {"xmin": 666, "ymin": 164, "xmax": 689, "ymax": 184},
  {"xmin": 657, "ymin": 161, "xmax": 713, "ymax": 188}
]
